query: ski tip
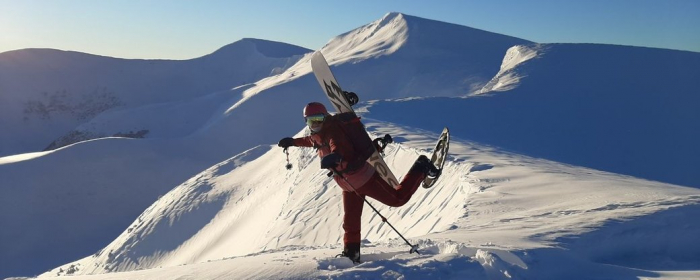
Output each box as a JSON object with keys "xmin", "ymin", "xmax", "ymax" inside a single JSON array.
[{"xmin": 312, "ymin": 50, "xmax": 325, "ymax": 60}]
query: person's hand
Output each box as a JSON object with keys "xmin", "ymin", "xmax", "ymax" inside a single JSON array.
[
  {"xmin": 321, "ymin": 153, "xmax": 342, "ymax": 169},
  {"xmin": 278, "ymin": 137, "xmax": 294, "ymax": 148}
]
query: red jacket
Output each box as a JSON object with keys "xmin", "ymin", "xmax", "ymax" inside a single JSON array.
[{"xmin": 292, "ymin": 116, "xmax": 375, "ymax": 192}]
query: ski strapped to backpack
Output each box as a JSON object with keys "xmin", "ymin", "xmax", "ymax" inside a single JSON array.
[{"xmin": 311, "ymin": 51, "xmax": 400, "ymax": 188}]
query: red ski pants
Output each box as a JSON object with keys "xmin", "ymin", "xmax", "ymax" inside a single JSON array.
[{"xmin": 342, "ymin": 166, "xmax": 426, "ymax": 245}]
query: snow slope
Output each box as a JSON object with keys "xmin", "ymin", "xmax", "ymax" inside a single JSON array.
[
  {"xmin": 0, "ymin": 40, "xmax": 310, "ymax": 278},
  {"xmin": 0, "ymin": 38, "xmax": 309, "ymax": 157},
  {"xmin": 318, "ymin": 12, "xmax": 532, "ymax": 98},
  {"xmin": 366, "ymin": 43, "xmax": 700, "ymax": 188},
  {"xmin": 39, "ymin": 122, "xmax": 700, "ymax": 279},
  {"xmin": 2, "ymin": 12, "xmax": 700, "ymax": 280}
]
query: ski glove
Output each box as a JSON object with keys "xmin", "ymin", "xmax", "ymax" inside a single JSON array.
[
  {"xmin": 321, "ymin": 152, "xmax": 342, "ymax": 169},
  {"xmin": 278, "ymin": 137, "xmax": 294, "ymax": 148}
]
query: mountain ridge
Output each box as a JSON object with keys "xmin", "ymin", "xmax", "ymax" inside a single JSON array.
[
  {"xmin": 0, "ymin": 38, "xmax": 310, "ymax": 157},
  {"xmin": 367, "ymin": 42, "xmax": 700, "ymax": 188},
  {"xmin": 0, "ymin": 37, "xmax": 310, "ymax": 61}
]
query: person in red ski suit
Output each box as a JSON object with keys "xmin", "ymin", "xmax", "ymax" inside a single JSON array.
[{"xmin": 278, "ymin": 102, "xmax": 439, "ymax": 263}]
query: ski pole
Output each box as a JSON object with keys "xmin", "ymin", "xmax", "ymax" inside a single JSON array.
[
  {"xmin": 331, "ymin": 168, "xmax": 420, "ymax": 254},
  {"xmin": 283, "ymin": 148, "xmax": 292, "ymax": 170}
]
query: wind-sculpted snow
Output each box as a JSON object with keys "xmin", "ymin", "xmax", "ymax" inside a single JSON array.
[
  {"xmin": 78, "ymin": 146, "xmax": 268, "ymax": 273},
  {"xmin": 41, "ymin": 122, "xmax": 700, "ymax": 279},
  {"xmin": 41, "ymin": 129, "xmax": 470, "ymax": 275},
  {"xmin": 479, "ymin": 44, "xmax": 543, "ymax": 93}
]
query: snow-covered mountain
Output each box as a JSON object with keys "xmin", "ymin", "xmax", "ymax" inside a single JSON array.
[
  {"xmin": 2, "ymin": 12, "xmax": 700, "ymax": 280},
  {"xmin": 0, "ymin": 38, "xmax": 309, "ymax": 157},
  {"xmin": 367, "ymin": 43, "xmax": 700, "ymax": 188},
  {"xmin": 0, "ymin": 39, "xmax": 310, "ymax": 279},
  {"xmin": 323, "ymin": 12, "xmax": 532, "ymax": 96}
]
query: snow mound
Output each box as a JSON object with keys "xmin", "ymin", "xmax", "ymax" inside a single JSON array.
[{"xmin": 479, "ymin": 44, "xmax": 544, "ymax": 93}]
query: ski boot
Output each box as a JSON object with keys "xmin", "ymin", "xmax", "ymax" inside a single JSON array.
[
  {"xmin": 416, "ymin": 155, "xmax": 441, "ymax": 182},
  {"xmin": 336, "ymin": 243, "xmax": 361, "ymax": 264}
]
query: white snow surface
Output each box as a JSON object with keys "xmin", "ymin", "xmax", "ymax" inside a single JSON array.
[
  {"xmin": 479, "ymin": 44, "xmax": 542, "ymax": 93},
  {"xmin": 33, "ymin": 125, "xmax": 700, "ymax": 279},
  {"xmin": 1, "ymin": 12, "xmax": 700, "ymax": 280}
]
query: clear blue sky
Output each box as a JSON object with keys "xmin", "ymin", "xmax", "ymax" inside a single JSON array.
[{"xmin": 1, "ymin": 0, "xmax": 698, "ymax": 59}]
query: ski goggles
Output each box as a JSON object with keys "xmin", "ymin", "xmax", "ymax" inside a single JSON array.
[{"xmin": 305, "ymin": 114, "xmax": 325, "ymax": 126}]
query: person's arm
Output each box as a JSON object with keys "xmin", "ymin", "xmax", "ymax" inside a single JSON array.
[
  {"xmin": 292, "ymin": 135, "xmax": 316, "ymax": 148},
  {"xmin": 278, "ymin": 135, "xmax": 318, "ymax": 148}
]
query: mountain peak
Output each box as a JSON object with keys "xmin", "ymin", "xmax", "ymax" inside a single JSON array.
[
  {"xmin": 379, "ymin": 12, "xmax": 407, "ymax": 24},
  {"xmin": 319, "ymin": 12, "xmax": 410, "ymax": 62},
  {"xmin": 209, "ymin": 38, "xmax": 310, "ymax": 59},
  {"xmin": 319, "ymin": 12, "xmax": 530, "ymax": 64}
]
